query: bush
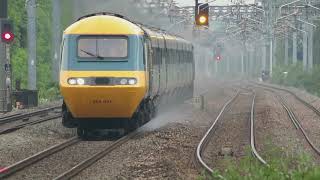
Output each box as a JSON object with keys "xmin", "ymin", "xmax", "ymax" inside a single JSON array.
[
  {"xmin": 271, "ymin": 63, "xmax": 320, "ymax": 96},
  {"xmin": 200, "ymin": 147, "xmax": 320, "ymax": 180}
]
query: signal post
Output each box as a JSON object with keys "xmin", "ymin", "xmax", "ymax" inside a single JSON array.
[{"xmin": 0, "ymin": 0, "xmax": 13, "ymax": 112}]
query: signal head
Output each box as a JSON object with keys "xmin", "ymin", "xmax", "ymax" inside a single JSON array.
[
  {"xmin": 1, "ymin": 19, "xmax": 14, "ymax": 43},
  {"xmin": 195, "ymin": 3, "xmax": 209, "ymax": 26},
  {"xmin": 1, "ymin": 31, "xmax": 14, "ymax": 43},
  {"xmin": 199, "ymin": 16, "xmax": 207, "ymax": 24}
]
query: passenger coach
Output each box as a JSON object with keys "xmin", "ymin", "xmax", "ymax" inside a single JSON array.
[{"xmin": 59, "ymin": 13, "xmax": 195, "ymax": 137}]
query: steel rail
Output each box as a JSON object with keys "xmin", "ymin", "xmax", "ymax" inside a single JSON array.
[
  {"xmin": 0, "ymin": 137, "xmax": 80, "ymax": 179},
  {"xmin": 278, "ymin": 94, "xmax": 320, "ymax": 155},
  {"xmin": 195, "ymin": 91, "xmax": 240, "ymax": 174},
  {"xmin": 252, "ymin": 82, "xmax": 320, "ymax": 120},
  {"xmin": 0, "ymin": 105, "xmax": 61, "ymax": 125},
  {"xmin": 250, "ymin": 91, "xmax": 268, "ymax": 165},
  {"xmin": 252, "ymin": 83, "xmax": 320, "ymax": 155},
  {"xmin": 54, "ymin": 131, "xmax": 139, "ymax": 180},
  {"xmin": 195, "ymin": 88, "xmax": 269, "ymax": 176},
  {"xmin": 0, "ymin": 114, "xmax": 62, "ymax": 135}
]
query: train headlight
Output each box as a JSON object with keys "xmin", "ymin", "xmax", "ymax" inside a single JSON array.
[
  {"xmin": 128, "ymin": 78, "xmax": 137, "ymax": 85},
  {"xmin": 68, "ymin": 78, "xmax": 77, "ymax": 85},
  {"xmin": 77, "ymin": 78, "xmax": 85, "ymax": 85},
  {"xmin": 120, "ymin": 78, "xmax": 128, "ymax": 85}
]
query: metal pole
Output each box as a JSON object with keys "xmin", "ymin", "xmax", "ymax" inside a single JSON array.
[
  {"xmin": 215, "ymin": 60, "xmax": 218, "ymax": 75},
  {"xmin": 195, "ymin": 0, "xmax": 198, "ymax": 17},
  {"xmin": 52, "ymin": 0, "xmax": 61, "ymax": 82},
  {"xmin": 293, "ymin": 31, "xmax": 298, "ymax": 64},
  {"xmin": 273, "ymin": 37, "xmax": 277, "ymax": 66},
  {"xmin": 0, "ymin": 0, "xmax": 7, "ymax": 18},
  {"xmin": 308, "ymin": 25, "xmax": 313, "ymax": 70},
  {"xmin": 27, "ymin": 0, "xmax": 37, "ymax": 90},
  {"xmin": 0, "ymin": 0, "xmax": 9, "ymax": 112},
  {"xmin": 0, "ymin": 35, "xmax": 5, "ymax": 112},
  {"xmin": 241, "ymin": 50, "xmax": 244, "ymax": 75},
  {"xmin": 285, "ymin": 34, "xmax": 289, "ymax": 65},
  {"xmin": 227, "ymin": 55, "xmax": 230, "ymax": 73},
  {"xmin": 5, "ymin": 44, "xmax": 12, "ymax": 111},
  {"xmin": 262, "ymin": 44, "xmax": 266, "ymax": 71},
  {"xmin": 269, "ymin": 39, "xmax": 273, "ymax": 76},
  {"xmin": 303, "ymin": 23, "xmax": 308, "ymax": 71},
  {"xmin": 247, "ymin": 50, "xmax": 250, "ymax": 76}
]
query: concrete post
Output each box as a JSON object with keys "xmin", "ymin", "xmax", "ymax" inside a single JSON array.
[
  {"xmin": 241, "ymin": 51, "xmax": 243, "ymax": 75},
  {"xmin": 303, "ymin": 23, "xmax": 308, "ymax": 71},
  {"xmin": 52, "ymin": 0, "xmax": 61, "ymax": 82},
  {"xmin": 215, "ymin": 60, "xmax": 218, "ymax": 75},
  {"xmin": 269, "ymin": 39, "xmax": 273, "ymax": 76},
  {"xmin": 227, "ymin": 55, "xmax": 230, "ymax": 73},
  {"xmin": 293, "ymin": 32, "xmax": 298, "ymax": 65},
  {"xmin": 285, "ymin": 35, "xmax": 289, "ymax": 65},
  {"xmin": 0, "ymin": 40, "xmax": 5, "ymax": 112},
  {"xmin": 308, "ymin": 25, "xmax": 313, "ymax": 70},
  {"xmin": 262, "ymin": 44, "xmax": 266, "ymax": 71},
  {"xmin": 27, "ymin": 0, "xmax": 37, "ymax": 90}
]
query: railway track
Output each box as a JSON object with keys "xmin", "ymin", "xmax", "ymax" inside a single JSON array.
[
  {"xmin": 0, "ymin": 131, "xmax": 139, "ymax": 179},
  {"xmin": 252, "ymin": 82, "xmax": 320, "ymax": 156},
  {"xmin": 0, "ymin": 137, "xmax": 80, "ymax": 178},
  {"xmin": 0, "ymin": 105, "xmax": 61, "ymax": 135},
  {"xmin": 54, "ymin": 131, "xmax": 139, "ymax": 180},
  {"xmin": 195, "ymin": 89, "xmax": 267, "ymax": 174}
]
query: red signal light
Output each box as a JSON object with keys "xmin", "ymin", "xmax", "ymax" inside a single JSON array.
[
  {"xmin": 1, "ymin": 31, "xmax": 14, "ymax": 43},
  {"xmin": 1, "ymin": 19, "xmax": 14, "ymax": 43},
  {"xmin": 216, "ymin": 55, "xmax": 221, "ymax": 61}
]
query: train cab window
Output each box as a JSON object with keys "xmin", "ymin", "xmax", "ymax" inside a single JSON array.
[{"xmin": 78, "ymin": 36, "xmax": 128, "ymax": 59}]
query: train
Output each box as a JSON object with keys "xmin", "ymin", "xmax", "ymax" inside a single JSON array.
[{"xmin": 59, "ymin": 13, "xmax": 195, "ymax": 138}]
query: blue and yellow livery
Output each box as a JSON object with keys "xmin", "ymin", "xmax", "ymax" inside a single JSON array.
[{"xmin": 59, "ymin": 13, "xmax": 194, "ymax": 137}]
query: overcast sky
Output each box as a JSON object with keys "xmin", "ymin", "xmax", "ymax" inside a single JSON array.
[{"xmin": 175, "ymin": 0, "xmax": 255, "ymax": 6}]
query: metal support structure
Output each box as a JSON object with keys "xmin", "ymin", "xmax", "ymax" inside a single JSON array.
[
  {"xmin": 27, "ymin": 0, "xmax": 37, "ymax": 90},
  {"xmin": 269, "ymin": 39, "xmax": 273, "ymax": 76},
  {"xmin": 226, "ymin": 55, "xmax": 230, "ymax": 73},
  {"xmin": 303, "ymin": 23, "xmax": 308, "ymax": 71},
  {"xmin": 262, "ymin": 44, "xmax": 266, "ymax": 71},
  {"xmin": 273, "ymin": 37, "xmax": 277, "ymax": 66},
  {"xmin": 293, "ymin": 31, "xmax": 298, "ymax": 64},
  {"xmin": 0, "ymin": 37, "xmax": 6, "ymax": 112},
  {"xmin": 214, "ymin": 60, "xmax": 218, "ymax": 75},
  {"xmin": 52, "ymin": 0, "xmax": 61, "ymax": 82},
  {"xmin": 285, "ymin": 34, "xmax": 289, "ymax": 65},
  {"xmin": 308, "ymin": 25, "xmax": 314, "ymax": 70},
  {"xmin": 241, "ymin": 50, "xmax": 244, "ymax": 75},
  {"xmin": 0, "ymin": 0, "xmax": 12, "ymax": 112}
]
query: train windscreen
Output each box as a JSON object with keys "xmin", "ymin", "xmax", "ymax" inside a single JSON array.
[{"xmin": 77, "ymin": 36, "xmax": 128, "ymax": 59}]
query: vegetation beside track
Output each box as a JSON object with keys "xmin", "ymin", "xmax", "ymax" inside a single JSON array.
[
  {"xmin": 270, "ymin": 19, "xmax": 320, "ymax": 97},
  {"xmin": 8, "ymin": 0, "xmax": 60, "ymax": 102},
  {"xmin": 271, "ymin": 63, "xmax": 320, "ymax": 97},
  {"xmin": 199, "ymin": 146, "xmax": 320, "ymax": 180}
]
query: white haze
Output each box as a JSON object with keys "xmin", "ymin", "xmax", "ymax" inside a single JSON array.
[{"xmin": 69, "ymin": 0, "xmax": 246, "ymax": 130}]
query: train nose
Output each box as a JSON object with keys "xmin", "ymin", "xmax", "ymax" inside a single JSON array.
[
  {"xmin": 60, "ymin": 71, "xmax": 147, "ymax": 119},
  {"xmin": 62, "ymin": 86, "xmax": 146, "ymax": 118}
]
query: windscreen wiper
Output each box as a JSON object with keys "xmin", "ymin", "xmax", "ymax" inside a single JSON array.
[{"xmin": 80, "ymin": 49, "xmax": 103, "ymax": 59}]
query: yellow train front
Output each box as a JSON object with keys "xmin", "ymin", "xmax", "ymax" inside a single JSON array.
[{"xmin": 60, "ymin": 13, "xmax": 194, "ymax": 137}]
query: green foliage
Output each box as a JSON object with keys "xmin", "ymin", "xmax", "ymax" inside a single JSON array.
[
  {"xmin": 200, "ymin": 147, "xmax": 320, "ymax": 180},
  {"xmin": 9, "ymin": 0, "xmax": 60, "ymax": 102},
  {"xmin": 271, "ymin": 64, "xmax": 320, "ymax": 96}
]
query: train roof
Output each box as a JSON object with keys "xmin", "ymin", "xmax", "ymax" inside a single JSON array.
[
  {"xmin": 64, "ymin": 15, "xmax": 144, "ymax": 35},
  {"xmin": 64, "ymin": 13, "xmax": 193, "ymax": 50}
]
